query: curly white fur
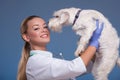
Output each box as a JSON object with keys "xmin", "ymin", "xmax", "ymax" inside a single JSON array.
[{"xmin": 48, "ymin": 7, "xmax": 120, "ymax": 80}]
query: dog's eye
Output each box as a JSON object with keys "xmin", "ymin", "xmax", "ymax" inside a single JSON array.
[{"xmin": 55, "ymin": 16, "xmax": 59, "ymax": 18}]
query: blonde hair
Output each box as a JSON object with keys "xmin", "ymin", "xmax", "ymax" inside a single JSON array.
[{"xmin": 17, "ymin": 15, "xmax": 41, "ymax": 80}]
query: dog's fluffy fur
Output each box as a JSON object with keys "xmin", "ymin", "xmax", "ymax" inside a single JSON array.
[{"xmin": 48, "ymin": 7, "xmax": 120, "ymax": 80}]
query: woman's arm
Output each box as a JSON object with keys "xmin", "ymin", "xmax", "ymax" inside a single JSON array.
[{"xmin": 80, "ymin": 46, "xmax": 96, "ymax": 66}]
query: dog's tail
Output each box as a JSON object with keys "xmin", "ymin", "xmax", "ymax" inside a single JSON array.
[{"xmin": 116, "ymin": 38, "xmax": 120, "ymax": 67}]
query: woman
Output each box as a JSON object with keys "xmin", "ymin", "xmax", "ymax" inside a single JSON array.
[{"xmin": 17, "ymin": 15, "xmax": 103, "ymax": 80}]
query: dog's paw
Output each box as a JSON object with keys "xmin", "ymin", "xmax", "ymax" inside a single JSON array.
[
  {"xmin": 74, "ymin": 45, "xmax": 85, "ymax": 56},
  {"xmin": 74, "ymin": 50, "xmax": 81, "ymax": 57}
]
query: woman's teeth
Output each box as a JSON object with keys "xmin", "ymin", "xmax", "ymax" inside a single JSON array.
[{"xmin": 41, "ymin": 34, "xmax": 48, "ymax": 38}]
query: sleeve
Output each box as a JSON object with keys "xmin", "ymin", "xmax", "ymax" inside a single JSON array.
[
  {"xmin": 27, "ymin": 56, "xmax": 87, "ymax": 80},
  {"xmin": 49, "ymin": 57, "xmax": 87, "ymax": 79}
]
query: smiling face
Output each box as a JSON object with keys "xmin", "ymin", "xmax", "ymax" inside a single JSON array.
[{"xmin": 22, "ymin": 17, "xmax": 50, "ymax": 50}]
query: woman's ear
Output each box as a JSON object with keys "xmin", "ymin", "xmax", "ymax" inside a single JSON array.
[{"xmin": 22, "ymin": 34, "xmax": 30, "ymax": 42}]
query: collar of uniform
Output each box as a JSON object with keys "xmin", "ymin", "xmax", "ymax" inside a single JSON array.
[{"xmin": 30, "ymin": 50, "xmax": 53, "ymax": 57}]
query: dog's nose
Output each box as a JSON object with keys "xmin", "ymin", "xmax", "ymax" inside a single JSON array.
[
  {"xmin": 46, "ymin": 21, "xmax": 50, "ymax": 27},
  {"xmin": 47, "ymin": 21, "xmax": 49, "ymax": 25}
]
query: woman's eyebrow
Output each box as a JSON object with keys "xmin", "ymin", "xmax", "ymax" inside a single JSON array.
[
  {"xmin": 32, "ymin": 23, "xmax": 46, "ymax": 28},
  {"xmin": 43, "ymin": 23, "xmax": 46, "ymax": 26},
  {"xmin": 32, "ymin": 24, "xmax": 39, "ymax": 28}
]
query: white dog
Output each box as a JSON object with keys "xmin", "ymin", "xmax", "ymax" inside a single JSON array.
[{"xmin": 48, "ymin": 7, "xmax": 120, "ymax": 80}]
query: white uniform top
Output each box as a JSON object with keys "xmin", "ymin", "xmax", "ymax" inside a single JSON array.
[{"xmin": 26, "ymin": 50, "xmax": 90, "ymax": 80}]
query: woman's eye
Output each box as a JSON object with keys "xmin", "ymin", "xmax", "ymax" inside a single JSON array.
[
  {"xmin": 44, "ymin": 26, "xmax": 48, "ymax": 28},
  {"xmin": 34, "ymin": 28, "xmax": 39, "ymax": 30}
]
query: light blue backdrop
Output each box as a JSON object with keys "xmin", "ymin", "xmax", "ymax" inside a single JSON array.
[{"xmin": 0, "ymin": 0, "xmax": 120, "ymax": 80}]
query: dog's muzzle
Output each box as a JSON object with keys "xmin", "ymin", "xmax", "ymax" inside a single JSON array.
[{"xmin": 72, "ymin": 10, "xmax": 82, "ymax": 26}]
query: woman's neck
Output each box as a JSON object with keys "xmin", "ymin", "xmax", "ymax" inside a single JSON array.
[{"xmin": 30, "ymin": 45, "xmax": 47, "ymax": 51}]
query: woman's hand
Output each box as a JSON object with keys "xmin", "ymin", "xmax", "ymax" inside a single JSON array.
[{"xmin": 89, "ymin": 20, "xmax": 104, "ymax": 49}]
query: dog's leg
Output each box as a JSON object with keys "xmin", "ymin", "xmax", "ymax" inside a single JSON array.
[
  {"xmin": 74, "ymin": 36, "xmax": 88, "ymax": 56},
  {"xmin": 92, "ymin": 49, "xmax": 118, "ymax": 80},
  {"xmin": 74, "ymin": 28, "xmax": 94, "ymax": 56}
]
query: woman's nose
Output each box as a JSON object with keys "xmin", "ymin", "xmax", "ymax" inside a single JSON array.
[{"xmin": 41, "ymin": 27, "xmax": 47, "ymax": 32}]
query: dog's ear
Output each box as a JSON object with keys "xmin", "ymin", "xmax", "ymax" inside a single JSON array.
[{"xmin": 59, "ymin": 12, "xmax": 69, "ymax": 24}]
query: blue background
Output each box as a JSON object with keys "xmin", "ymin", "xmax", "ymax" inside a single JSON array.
[{"xmin": 0, "ymin": 0, "xmax": 120, "ymax": 80}]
